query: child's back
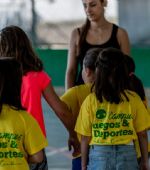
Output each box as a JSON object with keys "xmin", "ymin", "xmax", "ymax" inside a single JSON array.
[
  {"xmin": 0, "ymin": 105, "xmax": 47, "ymax": 170},
  {"xmin": 61, "ymin": 48, "xmax": 101, "ymax": 170},
  {"xmin": 0, "ymin": 58, "xmax": 47, "ymax": 170},
  {"xmin": 21, "ymin": 71, "xmax": 51, "ymax": 137}
]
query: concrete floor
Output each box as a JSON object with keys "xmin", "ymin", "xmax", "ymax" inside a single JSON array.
[{"xmin": 42, "ymin": 98, "xmax": 72, "ymax": 170}]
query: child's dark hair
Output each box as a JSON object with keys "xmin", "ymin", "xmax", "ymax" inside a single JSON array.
[
  {"xmin": 0, "ymin": 25, "xmax": 43, "ymax": 75},
  {"xmin": 124, "ymin": 55, "xmax": 146, "ymax": 101},
  {"xmin": 0, "ymin": 58, "xmax": 24, "ymax": 113},
  {"xmin": 124, "ymin": 54, "xmax": 135, "ymax": 74},
  {"xmin": 95, "ymin": 48, "xmax": 129, "ymax": 104},
  {"xmin": 83, "ymin": 48, "xmax": 102, "ymax": 71}
]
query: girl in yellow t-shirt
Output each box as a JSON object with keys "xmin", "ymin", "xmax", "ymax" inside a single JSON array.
[
  {"xmin": 0, "ymin": 58, "xmax": 48, "ymax": 170},
  {"xmin": 75, "ymin": 48, "xmax": 150, "ymax": 170},
  {"xmin": 61, "ymin": 48, "xmax": 102, "ymax": 170}
]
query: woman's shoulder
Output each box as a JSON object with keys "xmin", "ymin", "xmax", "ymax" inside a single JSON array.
[
  {"xmin": 71, "ymin": 26, "xmax": 82, "ymax": 39},
  {"xmin": 110, "ymin": 24, "xmax": 128, "ymax": 37},
  {"xmin": 115, "ymin": 25, "xmax": 130, "ymax": 54},
  {"xmin": 117, "ymin": 26, "xmax": 128, "ymax": 36},
  {"xmin": 71, "ymin": 23, "xmax": 85, "ymax": 36}
]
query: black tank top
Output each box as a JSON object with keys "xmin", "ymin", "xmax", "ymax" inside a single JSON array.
[{"xmin": 75, "ymin": 24, "xmax": 120, "ymax": 85}]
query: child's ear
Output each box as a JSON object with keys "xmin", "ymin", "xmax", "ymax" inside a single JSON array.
[{"xmin": 85, "ymin": 68, "xmax": 91, "ymax": 77}]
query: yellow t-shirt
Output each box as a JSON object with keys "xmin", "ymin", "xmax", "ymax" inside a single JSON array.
[
  {"xmin": 0, "ymin": 105, "xmax": 48, "ymax": 170},
  {"xmin": 75, "ymin": 91, "xmax": 150, "ymax": 145},
  {"xmin": 61, "ymin": 83, "xmax": 92, "ymax": 158},
  {"xmin": 134, "ymin": 106, "xmax": 150, "ymax": 158},
  {"xmin": 61, "ymin": 83, "xmax": 92, "ymax": 119}
]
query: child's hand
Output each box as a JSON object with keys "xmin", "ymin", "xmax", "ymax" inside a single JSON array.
[
  {"xmin": 140, "ymin": 161, "xmax": 149, "ymax": 170},
  {"xmin": 82, "ymin": 165, "xmax": 87, "ymax": 170},
  {"xmin": 68, "ymin": 133, "xmax": 80, "ymax": 157}
]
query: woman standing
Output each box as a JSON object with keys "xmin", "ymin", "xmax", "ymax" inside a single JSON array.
[{"xmin": 66, "ymin": 0, "xmax": 130, "ymax": 88}]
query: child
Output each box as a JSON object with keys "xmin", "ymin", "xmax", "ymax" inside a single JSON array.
[
  {"xmin": 125, "ymin": 55, "xmax": 147, "ymax": 107},
  {"xmin": 0, "ymin": 25, "xmax": 78, "ymax": 170},
  {"xmin": 0, "ymin": 58, "xmax": 48, "ymax": 170},
  {"xmin": 75, "ymin": 48, "xmax": 150, "ymax": 170},
  {"xmin": 61, "ymin": 48, "xmax": 102, "ymax": 170},
  {"xmin": 124, "ymin": 55, "xmax": 150, "ymax": 165}
]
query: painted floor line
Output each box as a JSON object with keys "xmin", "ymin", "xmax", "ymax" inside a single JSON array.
[{"xmin": 46, "ymin": 146, "xmax": 69, "ymax": 156}]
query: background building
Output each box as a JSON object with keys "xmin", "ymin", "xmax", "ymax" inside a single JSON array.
[
  {"xmin": 1, "ymin": 0, "xmax": 150, "ymax": 46},
  {"xmin": 0, "ymin": 0, "xmax": 118, "ymax": 47}
]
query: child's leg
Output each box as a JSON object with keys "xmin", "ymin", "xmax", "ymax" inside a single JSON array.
[
  {"xmin": 72, "ymin": 156, "xmax": 81, "ymax": 170},
  {"xmin": 29, "ymin": 149, "xmax": 48, "ymax": 170}
]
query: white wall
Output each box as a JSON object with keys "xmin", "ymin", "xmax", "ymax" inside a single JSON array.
[
  {"xmin": 118, "ymin": 0, "xmax": 150, "ymax": 44},
  {"xmin": 36, "ymin": 0, "xmax": 118, "ymax": 23}
]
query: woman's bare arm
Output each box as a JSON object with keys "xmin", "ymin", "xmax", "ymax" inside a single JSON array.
[
  {"xmin": 65, "ymin": 28, "xmax": 80, "ymax": 89},
  {"xmin": 117, "ymin": 27, "xmax": 130, "ymax": 55}
]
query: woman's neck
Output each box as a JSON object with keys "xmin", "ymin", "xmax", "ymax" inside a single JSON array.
[{"xmin": 90, "ymin": 18, "xmax": 110, "ymax": 30}]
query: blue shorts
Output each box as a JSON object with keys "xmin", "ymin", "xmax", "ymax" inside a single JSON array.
[
  {"xmin": 72, "ymin": 156, "xmax": 81, "ymax": 170},
  {"xmin": 87, "ymin": 145, "xmax": 139, "ymax": 170}
]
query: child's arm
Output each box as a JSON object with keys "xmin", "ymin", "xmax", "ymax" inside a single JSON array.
[
  {"xmin": 68, "ymin": 133, "xmax": 80, "ymax": 157},
  {"xmin": 28, "ymin": 150, "xmax": 44, "ymax": 163},
  {"xmin": 81, "ymin": 135, "xmax": 91, "ymax": 170},
  {"xmin": 137, "ymin": 130, "xmax": 149, "ymax": 170},
  {"xmin": 43, "ymin": 83, "xmax": 74, "ymax": 131},
  {"xmin": 43, "ymin": 83, "xmax": 80, "ymax": 150}
]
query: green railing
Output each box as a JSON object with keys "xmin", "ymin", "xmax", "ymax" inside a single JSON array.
[
  {"xmin": 131, "ymin": 47, "xmax": 150, "ymax": 87},
  {"xmin": 36, "ymin": 49, "xmax": 67, "ymax": 86},
  {"xmin": 36, "ymin": 47, "xmax": 150, "ymax": 87}
]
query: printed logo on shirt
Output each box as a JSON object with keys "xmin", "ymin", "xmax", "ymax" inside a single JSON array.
[
  {"xmin": 96, "ymin": 109, "xmax": 106, "ymax": 119},
  {"xmin": 0, "ymin": 132, "xmax": 23, "ymax": 167},
  {"xmin": 93, "ymin": 109, "xmax": 134, "ymax": 141}
]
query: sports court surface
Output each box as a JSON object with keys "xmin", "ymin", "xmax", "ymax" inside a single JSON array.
[{"xmin": 43, "ymin": 98, "xmax": 71, "ymax": 170}]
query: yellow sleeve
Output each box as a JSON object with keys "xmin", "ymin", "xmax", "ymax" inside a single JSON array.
[
  {"xmin": 24, "ymin": 115, "xmax": 48, "ymax": 155},
  {"xmin": 134, "ymin": 96, "xmax": 150, "ymax": 132},
  {"xmin": 75, "ymin": 95, "xmax": 92, "ymax": 136},
  {"xmin": 60, "ymin": 87, "xmax": 79, "ymax": 115}
]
